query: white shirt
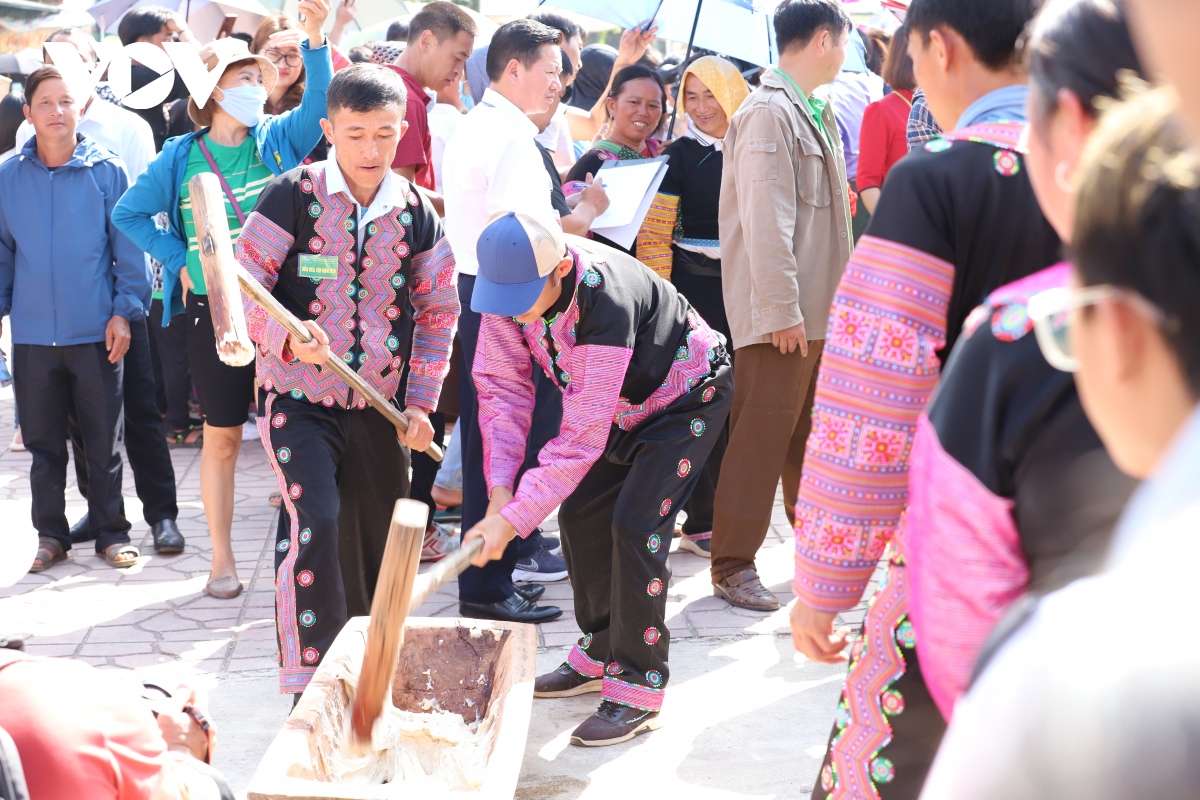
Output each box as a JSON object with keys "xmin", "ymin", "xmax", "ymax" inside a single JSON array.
[
  {"xmin": 920, "ymin": 407, "xmax": 1200, "ymax": 800},
  {"xmin": 427, "ymin": 102, "xmax": 464, "ymax": 195},
  {"xmin": 533, "ymin": 103, "xmax": 575, "ymax": 168},
  {"xmin": 442, "ymin": 88, "xmax": 553, "ymax": 276},
  {"xmin": 16, "ymin": 94, "xmax": 155, "ymax": 184},
  {"xmin": 324, "ymin": 147, "xmax": 406, "ymax": 250}
]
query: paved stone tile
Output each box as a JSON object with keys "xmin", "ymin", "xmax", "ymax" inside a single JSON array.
[{"xmin": 0, "ymin": 387, "xmax": 877, "ymax": 771}]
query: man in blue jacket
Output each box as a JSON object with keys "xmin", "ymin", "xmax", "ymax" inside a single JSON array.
[{"xmin": 0, "ymin": 66, "xmax": 149, "ymax": 572}]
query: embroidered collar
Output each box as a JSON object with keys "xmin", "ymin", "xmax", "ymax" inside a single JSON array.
[
  {"xmin": 940, "ymin": 121, "xmax": 1030, "ymax": 154},
  {"xmin": 592, "ymin": 139, "xmax": 661, "ymax": 160}
]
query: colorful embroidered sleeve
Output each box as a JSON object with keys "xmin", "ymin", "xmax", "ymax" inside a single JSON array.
[
  {"xmin": 406, "ymin": 235, "xmax": 459, "ymax": 411},
  {"xmin": 635, "ymin": 192, "xmax": 679, "ymax": 280},
  {"xmin": 793, "ymin": 234, "xmax": 954, "ymax": 611},
  {"xmin": 499, "ymin": 344, "xmax": 633, "ymax": 537},
  {"xmin": 236, "ymin": 178, "xmax": 298, "ymax": 362},
  {"xmin": 474, "ymin": 314, "xmax": 537, "ymax": 499}
]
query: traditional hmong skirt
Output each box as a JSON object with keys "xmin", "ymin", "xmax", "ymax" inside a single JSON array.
[{"xmin": 811, "ymin": 549, "xmax": 947, "ymax": 800}]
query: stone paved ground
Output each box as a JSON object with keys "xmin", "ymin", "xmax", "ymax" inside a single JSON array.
[{"xmin": 0, "ymin": 388, "xmax": 874, "ymax": 797}]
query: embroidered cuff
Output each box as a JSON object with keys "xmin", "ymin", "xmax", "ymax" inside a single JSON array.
[
  {"xmin": 602, "ymin": 677, "xmax": 664, "ymax": 711},
  {"xmin": 567, "ymin": 643, "xmax": 605, "ymax": 678},
  {"xmin": 264, "ymin": 316, "xmax": 295, "ymax": 362},
  {"xmin": 792, "ymin": 548, "xmax": 874, "ymax": 613},
  {"xmin": 278, "ymin": 667, "xmax": 317, "ymax": 693},
  {"xmin": 499, "ymin": 500, "xmax": 544, "ymax": 540}
]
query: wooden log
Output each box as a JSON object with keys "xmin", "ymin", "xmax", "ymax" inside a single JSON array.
[
  {"xmin": 191, "ymin": 172, "xmax": 254, "ymax": 367},
  {"xmin": 187, "ymin": 174, "xmax": 443, "ymax": 462},
  {"xmin": 349, "ymin": 499, "xmax": 427, "ymax": 747},
  {"xmin": 348, "ymin": 498, "xmax": 485, "ymax": 747}
]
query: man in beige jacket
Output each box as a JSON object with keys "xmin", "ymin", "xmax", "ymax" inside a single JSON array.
[{"xmin": 711, "ymin": 0, "xmax": 853, "ymax": 610}]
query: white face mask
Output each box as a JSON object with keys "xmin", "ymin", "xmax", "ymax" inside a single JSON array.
[{"xmin": 217, "ymin": 85, "xmax": 268, "ymax": 128}]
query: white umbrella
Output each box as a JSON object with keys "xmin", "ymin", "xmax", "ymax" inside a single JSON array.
[
  {"xmin": 87, "ymin": 0, "xmax": 269, "ymax": 41},
  {"xmin": 543, "ymin": 0, "xmax": 777, "ymax": 67},
  {"xmin": 337, "ymin": 2, "xmax": 500, "ymax": 49}
]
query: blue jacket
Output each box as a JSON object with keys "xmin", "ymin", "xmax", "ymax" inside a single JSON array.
[
  {"xmin": 0, "ymin": 135, "xmax": 148, "ymax": 347},
  {"xmin": 112, "ymin": 40, "xmax": 333, "ymax": 324}
]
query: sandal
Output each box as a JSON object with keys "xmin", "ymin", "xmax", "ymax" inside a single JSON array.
[
  {"xmin": 167, "ymin": 425, "xmax": 203, "ymax": 448},
  {"xmin": 268, "ymin": 492, "xmax": 282, "ymax": 508},
  {"xmin": 30, "ymin": 536, "xmax": 66, "ymax": 573},
  {"xmin": 103, "ymin": 543, "xmax": 140, "ymax": 569}
]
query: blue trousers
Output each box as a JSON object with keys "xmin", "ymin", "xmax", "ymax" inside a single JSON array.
[{"xmin": 456, "ymin": 274, "xmax": 563, "ymax": 603}]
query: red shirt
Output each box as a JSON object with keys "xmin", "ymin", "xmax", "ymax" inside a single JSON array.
[
  {"xmin": 0, "ymin": 655, "xmax": 180, "ymax": 800},
  {"xmin": 386, "ymin": 65, "xmax": 436, "ymax": 191},
  {"xmin": 857, "ymin": 89, "xmax": 914, "ymax": 192}
]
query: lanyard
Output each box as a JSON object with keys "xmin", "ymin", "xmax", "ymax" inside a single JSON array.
[{"xmin": 196, "ymin": 136, "xmax": 247, "ymax": 227}]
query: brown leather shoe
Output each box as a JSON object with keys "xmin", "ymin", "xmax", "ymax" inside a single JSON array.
[
  {"xmin": 570, "ymin": 700, "xmax": 661, "ymax": 747},
  {"xmin": 713, "ymin": 569, "xmax": 781, "ymax": 611},
  {"xmin": 535, "ymin": 663, "xmax": 603, "ymax": 698}
]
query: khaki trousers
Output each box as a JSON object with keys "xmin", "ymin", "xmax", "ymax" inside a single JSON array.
[{"xmin": 710, "ymin": 340, "xmax": 824, "ymax": 584}]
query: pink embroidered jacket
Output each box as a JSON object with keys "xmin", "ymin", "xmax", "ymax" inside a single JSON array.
[
  {"xmin": 474, "ymin": 240, "xmax": 722, "ymax": 537},
  {"xmin": 236, "ymin": 163, "xmax": 457, "ymax": 412},
  {"xmin": 792, "ymin": 122, "xmax": 1063, "ymax": 611}
]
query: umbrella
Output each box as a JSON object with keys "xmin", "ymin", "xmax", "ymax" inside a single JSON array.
[
  {"xmin": 340, "ymin": 2, "xmax": 500, "ymax": 49},
  {"xmin": 0, "ymin": 49, "xmax": 44, "ymax": 76},
  {"xmin": 543, "ymin": 0, "xmax": 777, "ymax": 67},
  {"xmin": 87, "ymin": 0, "xmax": 269, "ymax": 41}
]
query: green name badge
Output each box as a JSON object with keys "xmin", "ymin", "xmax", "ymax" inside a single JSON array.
[{"xmin": 297, "ymin": 254, "xmax": 339, "ymax": 281}]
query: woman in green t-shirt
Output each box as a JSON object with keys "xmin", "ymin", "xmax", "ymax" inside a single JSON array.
[{"xmin": 113, "ymin": 7, "xmax": 333, "ymax": 600}]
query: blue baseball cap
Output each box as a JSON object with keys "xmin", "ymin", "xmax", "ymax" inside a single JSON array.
[{"xmin": 472, "ymin": 211, "xmax": 568, "ymax": 317}]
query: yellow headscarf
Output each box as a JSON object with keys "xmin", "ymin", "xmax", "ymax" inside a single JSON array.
[{"xmin": 679, "ymin": 55, "xmax": 751, "ymax": 124}]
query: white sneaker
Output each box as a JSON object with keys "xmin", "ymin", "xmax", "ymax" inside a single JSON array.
[{"xmin": 421, "ymin": 521, "xmax": 459, "ymax": 563}]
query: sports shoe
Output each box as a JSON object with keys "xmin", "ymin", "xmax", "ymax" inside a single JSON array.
[
  {"xmin": 421, "ymin": 521, "xmax": 459, "ymax": 563},
  {"xmin": 677, "ymin": 531, "xmax": 711, "ymax": 558},
  {"xmin": 534, "ymin": 662, "xmax": 603, "ymax": 698},
  {"xmin": 570, "ymin": 700, "xmax": 661, "ymax": 747},
  {"xmin": 512, "ymin": 544, "xmax": 568, "ymax": 582}
]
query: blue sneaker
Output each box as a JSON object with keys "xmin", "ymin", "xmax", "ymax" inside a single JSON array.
[{"xmin": 513, "ymin": 545, "xmax": 569, "ymax": 582}]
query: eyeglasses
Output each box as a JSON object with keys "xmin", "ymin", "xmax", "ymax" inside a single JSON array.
[
  {"xmin": 1027, "ymin": 284, "xmax": 1166, "ymax": 372},
  {"xmin": 263, "ymin": 49, "xmax": 302, "ymax": 67}
]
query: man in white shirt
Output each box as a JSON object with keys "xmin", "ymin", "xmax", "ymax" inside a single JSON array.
[
  {"xmin": 25, "ymin": 28, "xmax": 156, "ymax": 182},
  {"xmin": 441, "ymin": 18, "xmax": 566, "ymax": 624}
]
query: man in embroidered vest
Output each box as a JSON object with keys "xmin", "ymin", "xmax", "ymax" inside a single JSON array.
[
  {"xmin": 235, "ymin": 64, "xmax": 458, "ymax": 695},
  {"xmin": 789, "ymin": 0, "xmax": 1061, "ymax": 796},
  {"xmin": 462, "ymin": 213, "xmax": 733, "ymax": 747}
]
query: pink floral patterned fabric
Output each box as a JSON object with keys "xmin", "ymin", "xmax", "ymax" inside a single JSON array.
[{"xmin": 793, "ymin": 235, "xmax": 955, "ymax": 611}]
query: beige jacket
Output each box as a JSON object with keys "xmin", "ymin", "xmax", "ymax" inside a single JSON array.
[{"xmin": 719, "ymin": 68, "xmax": 853, "ymax": 349}]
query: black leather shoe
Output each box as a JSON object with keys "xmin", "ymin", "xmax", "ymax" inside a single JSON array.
[
  {"xmin": 535, "ymin": 662, "xmax": 603, "ymax": 698},
  {"xmin": 459, "ymin": 593, "xmax": 562, "ymax": 624},
  {"xmin": 570, "ymin": 700, "xmax": 661, "ymax": 747},
  {"xmin": 151, "ymin": 519, "xmax": 185, "ymax": 554},
  {"xmin": 513, "ymin": 583, "xmax": 545, "ymax": 602},
  {"xmin": 69, "ymin": 514, "xmax": 95, "ymax": 544}
]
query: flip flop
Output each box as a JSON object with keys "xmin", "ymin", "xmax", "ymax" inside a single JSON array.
[
  {"xmin": 103, "ymin": 543, "xmax": 140, "ymax": 569},
  {"xmin": 30, "ymin": 536, "xmax": 66, "ymax": 573},
  {"xmin": 167, "ymin": 426, "xmax": 204, "ymax": 448}
]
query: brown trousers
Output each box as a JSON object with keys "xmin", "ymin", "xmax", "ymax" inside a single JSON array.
[{"xmin": 710, "ymin": 340, "xmax": 824, "ymax": 584}]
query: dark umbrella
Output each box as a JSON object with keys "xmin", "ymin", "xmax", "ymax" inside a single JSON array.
[{"xmin": 0, "ymin": 51, "xmax": 44, "ymax": 76}]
